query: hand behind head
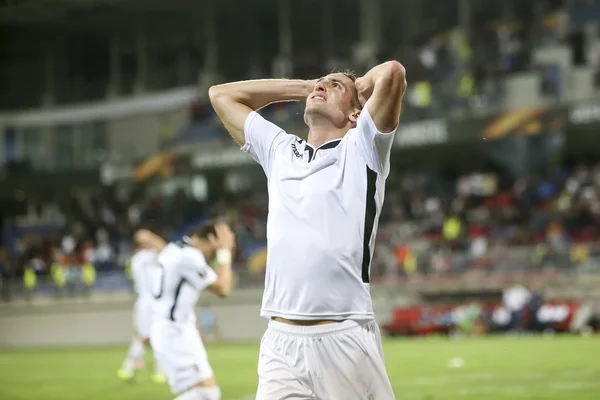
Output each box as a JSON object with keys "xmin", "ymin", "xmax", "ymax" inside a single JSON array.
[{"xmin": 210, "ymin": 223, "xmax": 236, "ymax": 251}]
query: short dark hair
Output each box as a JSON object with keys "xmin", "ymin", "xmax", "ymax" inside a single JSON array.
[
  {"xmin": 331, "ymin": 68, "xmax": 361, "ymax": 109},
  {"xmin": 187, "ymin": 218, "xmax": 218, "ymax": 240},
  {"xmin": 338, "ymin": 70, "xmax": 357, "ymax": 82}
]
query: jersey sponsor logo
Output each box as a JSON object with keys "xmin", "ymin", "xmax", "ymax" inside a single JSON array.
[{"xmin": 291, "ymin": 142, "xmax": 303, "ymax": 159}]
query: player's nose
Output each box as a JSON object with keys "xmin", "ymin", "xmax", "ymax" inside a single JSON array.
[{"xmin": 315, "ymin": 81, "xmax": 326, "ymax": 93}]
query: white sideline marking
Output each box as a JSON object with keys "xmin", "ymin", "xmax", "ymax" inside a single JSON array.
[
  {"xmin": 399, "ymin": 382, "xmax": 600, "ymax": 398},
  {"xmin": 551, "ymin": 382, "xmax": 600, "ymax": 391},
  {"xmin": 398, "ymin": 368, "xmax": 598, "ymax": 387},
  {"xmin": 413, "ymin": 373, "xmax": 494, "ymax": 385},
  {"xmin": 228, "ymin": 370, "xmax": 600, "ymax": 399},
  {"xmin": 458, "ymin": 385, "xmax": 525, "ymax": 396}
]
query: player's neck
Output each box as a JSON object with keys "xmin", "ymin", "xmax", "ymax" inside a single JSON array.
[{"xmin": 307, "ymin": 125, "xmax": 347, "ymax": 148}]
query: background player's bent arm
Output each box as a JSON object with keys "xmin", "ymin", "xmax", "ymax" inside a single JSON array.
[
  {"xmin": 355, "ymin": 61, "xmax": 407, "ymax": 133},
  {"xmin": 178, "ymin": 253, "xmax": 230, "ymax": 297},
  {"xmin": 207, "ymin": 257, "xmax": 232, "ymax": 297},
  {"xmin": 179, "ymin": 254, "xmax": 219, "ymax": 294},
  {"xmin": 208, "ymin": 79, "xmax": 314, "ymax": 146}
]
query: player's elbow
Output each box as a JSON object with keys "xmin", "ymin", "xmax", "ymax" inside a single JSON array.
[
  {"xmin": 208, "ymin": 85, "xmax": 226, "ymax": 106},
  {"xmin": 134, "ymin": 229, "xmax": 147, "ymax": 241},
  {"xmin": 209, "ymin": 281, "xmax": 231, "ymax": 298},
  {"xmin": 214, "ymin": 288, "xmax": 230, "ymax": 298},
  {"xmin": 134, "ymin": 229, "xmax": 151, "ymax": 248},
  {"xmin": 385, "ymin": 61, "xmax": 406, "ymax": 81},
  {"xmin": 382, "ymin": 61, "xmax": 407, "ymax": 92},
  {"xmin": 208, "ymin": 84, "xmax": 247, "ymax": 113}
]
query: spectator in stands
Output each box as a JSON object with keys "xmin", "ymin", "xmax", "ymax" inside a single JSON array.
[
  {"xmin": 526, "ymin": 281, "xmax": 545, "ymax": 332},
  {"xmin": 93, "ymin": 228, "xmax": 114, "ymax": 268},
  {"xmin": 502, "ymin": 280, "xmax": 531, "ymax": 333},
  {"xmin": 0, "ymin": 246, "xmax": 10, "ymax": 300}
]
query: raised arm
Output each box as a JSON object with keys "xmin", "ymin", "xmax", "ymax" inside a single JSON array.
[
  {"xmin": 206, "ymin": 223, "xmax": 236, "ymax": 297},
  {"xmin": 134, "ymin": 229, "xmax": 167, "ymax": 253},
  {"xmin": 355, "ymin": 61, "xmax": 407, "ymax": 133},
  {"xmin": 208, "ymin": 79, "xmax": 315, "ymax": 146}
]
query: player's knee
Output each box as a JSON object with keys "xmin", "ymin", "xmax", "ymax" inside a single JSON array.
[
  {"xmin": 195, "ymin": 376, "xmax": 217, "ymax": 387},
  {"xmin": 197, "ymin": 386, "xmax": 221, "ymax": 400},
  {"xmin": 174, "ymin": 386, "xmax": 221, "ymax": 400}
]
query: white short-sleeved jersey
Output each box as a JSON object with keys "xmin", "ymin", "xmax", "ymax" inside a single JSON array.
[
  {"xmin": 131, "ymin": 249, "xmax": 160, "ymax": 300},
  {"xmin": 153, "ymin": 238, "xmax": 218, "ymax": 326},
  {"xmin": 242, "ymin": 103, "xmax": 397, "ymax": 321}
]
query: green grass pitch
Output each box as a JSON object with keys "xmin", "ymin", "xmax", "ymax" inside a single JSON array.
[{"xmin": 1, "ymin": 335, "xmax": 599, "ymax": 399}]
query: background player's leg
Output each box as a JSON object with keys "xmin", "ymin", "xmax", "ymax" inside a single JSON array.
[
  {"xmin": 167, "ymin": 326, "xmax": 221, "ymax": 396},
  {"xmin": 151, "ymin": 353, "xmax": 167, "ymax": 384},
  {"xmin": 117, "ymin": 336, "xmax": 146, "ymax": 381}
]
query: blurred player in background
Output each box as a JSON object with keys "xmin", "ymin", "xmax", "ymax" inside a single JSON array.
[
  {"xmin": 210, "ymin": 61, "xmax": 406, "ymax": 399},
  {"xmin": 117, "ymin": 235, "xmax": 166, "ymax": 383},
  {"xmin": 136, "ymin": 220, "xmax": 235, "ymax": 400}
]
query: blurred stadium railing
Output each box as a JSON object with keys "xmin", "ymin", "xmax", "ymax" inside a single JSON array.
[{"xmin": 2, "ymin": 242, "xmax": 600, "ymax": 303}]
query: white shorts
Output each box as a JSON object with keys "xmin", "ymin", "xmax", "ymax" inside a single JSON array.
[
  {"xmin": 256, "ymin": 319, "xmax": 395, "ymax": 400},
  {"xmin": 151, "ymin": 320, "xmax": 214, "ymax": 394},
  {"xmin": 133, "ymin": 298, "xmax": 154, "ymax": 339}
]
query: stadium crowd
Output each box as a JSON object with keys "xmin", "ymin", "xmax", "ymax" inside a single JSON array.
[
  {"xmin": 2, "ymin": 1, "xmax": 600, "ymax": 298},
  {"xmin": 161, "ymin": 3, "xmax": 598, "ymax": 144},
  {"xmin": 372, "ymin": 162, "xmax": 600, "ymax": 279},
  {"xmin": 2, "ymin": 159, "xmax": 600, "ymax": 297}
]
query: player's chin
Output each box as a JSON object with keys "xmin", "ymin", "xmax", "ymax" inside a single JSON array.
[
  {"xmin": 305, "ymin": 100, "xmax": 320, "ymax": 110},
  {"xmin": 304, "ymin": 102, "xmax": 328, "ymax": 116}
]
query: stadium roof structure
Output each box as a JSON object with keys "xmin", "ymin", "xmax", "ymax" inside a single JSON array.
[{"xmin": 0, "ymin": 0, "xmax": 213, "ymax": 31}]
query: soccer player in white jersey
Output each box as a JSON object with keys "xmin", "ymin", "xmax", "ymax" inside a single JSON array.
[
  {"xmin": 136, "ymin": 220, "xmax": 235, "ymax": 400},
  {"xmin": 209, "ymin": 61, "xmax": 406, "ymax": 400},
  {"xmin": 117, "ymin": 241, "xmax": 167, "ymax": 383}
]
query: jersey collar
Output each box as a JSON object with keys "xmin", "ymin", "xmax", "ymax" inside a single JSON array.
[{"xmin": 302, "ymin": 138, "xmax": 342, "ymax": 162}]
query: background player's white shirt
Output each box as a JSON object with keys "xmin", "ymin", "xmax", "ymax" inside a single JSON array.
[
  {"xmin": 131, "ymin": 249, "xmax": 160, "ymax": 301},
  {"xmin": 242, "ymin": 103, "xmax": 397, "ymax": 321},
  {"xmin": 153, "ymin": 239, "xmax": 218, "ymax": 326}
]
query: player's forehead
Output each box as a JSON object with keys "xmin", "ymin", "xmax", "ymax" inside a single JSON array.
[{"xmin": 318, "ymin": 73, "xmax": 355, "ymax": 88}]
